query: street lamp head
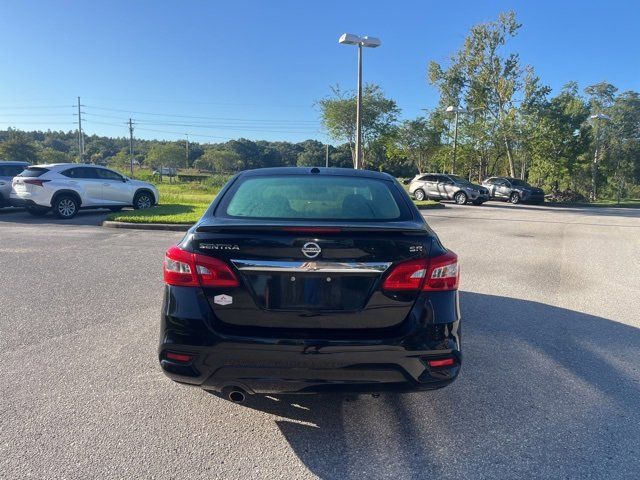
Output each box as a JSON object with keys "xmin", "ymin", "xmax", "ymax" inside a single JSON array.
[
  {"xmin": 339, "ymin": 33, "xmax": 363, "ymax": 45},
  {"xmin": 446, "ymin": 106, "xmax": 468, "ymax": 114},
  {"xmin": 338, "ymin": 33, "xmax": 381, "ymax": 48},
  {"xmin": 361, "ymin": 36, "xmax": 381, "ymax": 48}
]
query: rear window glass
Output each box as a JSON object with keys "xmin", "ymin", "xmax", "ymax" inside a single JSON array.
[
  {"xmin": 220, "ymin": 175, "xmax": 408, "ymax": 221},
  {"xmin": 0, "ymin": 165, "xmax": 26, "ymax": 177},
  {"xmin": 18, "ymin": 167, "xmax": 49, "ymax": 178}
]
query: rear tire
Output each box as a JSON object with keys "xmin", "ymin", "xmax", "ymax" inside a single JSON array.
[
  {"xmin": 414, "ymin": 189, "xmax": 426, "ymax": 201},
  {"xmin": 53, "ymin": 195, "xmax": 79, "ymax": 219},
  {"xmin": 454, "ymin": 192, "xmax": 468, "ymax": 205},
  {"xmin": 133, "ymin": 191, "xmax": 153, "ymax": 210},
  {"xmin": 26, "ymin": 206, "xmax": 49, "ymax": 217},
  {"xmin": 510, "ymin": 192, "xmax": 521, "ymax": 204}
]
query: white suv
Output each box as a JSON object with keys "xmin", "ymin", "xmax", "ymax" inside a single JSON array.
[{"xmin": 11, "ymin": 163, "xmax": 159, "ymax": 219}]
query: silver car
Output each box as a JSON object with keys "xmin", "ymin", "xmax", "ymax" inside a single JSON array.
[
  {"xmin": 10, "ymin": 163, "xmax": 159, "ymax": 219},
  {"xmin": 0, "ymin": 161, "xmax": 29, "ymax": 208},
  {"xmin": 409, "ymin": 173, "xmax": 490, "ymax": 205}
]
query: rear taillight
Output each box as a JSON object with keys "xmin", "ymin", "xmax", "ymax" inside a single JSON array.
[
  {"xmin": 23, "ymin": 179, "xmax": 50, "ymax": 187},
  {"xmin": 165, "ymin": 351, "xmax": 193, "ymax": 363},
  {"xmin": 382, "ymin": 251, "xmax": 459, "ymax": 292},
  {"xmin": 424, "ymin": 357, "xmax": 457, "ymax": 368},
  {"xmin": 163, "ymin": 245, "xmax": 239, "ymax": 288}
]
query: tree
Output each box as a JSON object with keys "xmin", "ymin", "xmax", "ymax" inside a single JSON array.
[
  {"xmin": 584, "ymin": 82, "xmax": 618, "ymax": 199},
  {"xmin": 522, "ymin": 82, "xmax": 590, "ymax": 192},
  {"xmin": 296, "ymin": 140, "xmax": 326, "ymax": 167},
  {"xmin": 606, "ymin": 91, "xmax": 640, "ymax": 200},
  {"xmin": 39, "ymin": 147, "xmax": 71, "ymax": 164},
  {"xmin": 318, "ymin": 84, "xmax": 399, "ymax": 168},
  {"xmin": 195, "ymin": 148, "xmax": 243, "ymax": 172},
  {"xmin": 387, "ymin": 117, "xmax": 442, "ymax": 174},
  {"xmin": 145, "ymin": 143, "xmax": 185, "ymax": 170},
  {"xmin": 428, "ymin": 11, "xmax": 528, "ymax": 177},
  {"xmin": 0, "ymin": 130, "xmax": 40, "ymax": 163}
]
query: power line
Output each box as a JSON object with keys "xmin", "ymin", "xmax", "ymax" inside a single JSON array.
[
  {"xmin": 0, "ymin": 105, "xmax": 73, "ymax": 109},
  {"xmin": 84, "ymin": 105, "xmax": 318, "ymax": 123},
  {"xmin": 134, "ymin": 126, "xmax": 231, "ymax": 140},
  {"xmin": 83, "ymin": 96, "xmax": 311, "ymax": 109}
]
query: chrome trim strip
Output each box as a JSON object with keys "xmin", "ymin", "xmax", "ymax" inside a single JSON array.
[{"xmin": 231, "ymin": 259, "xmax": 392, "ymax": 274}]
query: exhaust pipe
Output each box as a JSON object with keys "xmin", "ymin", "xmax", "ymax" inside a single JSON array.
[{"xmin": 227, "ymin": 388, "xmax": 246, "ymax": 404}]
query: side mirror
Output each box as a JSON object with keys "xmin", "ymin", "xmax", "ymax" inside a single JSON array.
[{"xmin": 122, "ymin": 177, "xmax": 129, "ymax": 182}]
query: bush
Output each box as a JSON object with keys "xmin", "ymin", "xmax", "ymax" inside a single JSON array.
[{"xmin": 546, "ymin": 189, "xmax": 588, "ymax": 203}]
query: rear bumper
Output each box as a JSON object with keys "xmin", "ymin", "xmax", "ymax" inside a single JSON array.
[
  {"xmin": 159, "ymin": 286, "xmax": 462, "ymax": 394},
  {"xmin": 8, "ymin": 198, "xmax": 38, "ymax": 208}
]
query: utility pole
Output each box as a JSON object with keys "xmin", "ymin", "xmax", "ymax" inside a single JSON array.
[
  {"xmin": 77, "ymin": 96, "xmax": 84, "ymax": 162},
  {"xmin": 325, "ymin": 144, "xmax": 329, "ymax": 168},
  {"xmin": 128, "ymin": 118, "xmax": 135, "ymax": 176}
]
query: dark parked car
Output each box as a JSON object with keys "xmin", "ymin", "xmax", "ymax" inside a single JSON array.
[
  {"xmin": 482, "ymin": 177, "xmax": 545, "ymax": 204},
  {"xmin": 0, "ymin": 161, "xmax": 29, "ymax": 208},
  {"xmin": 409, "ymin": 173, "xmax": 489, "ymax": 205},
  {"xmin": 159, "ymin": 167, "xmax": 461, "ymax": 403}
]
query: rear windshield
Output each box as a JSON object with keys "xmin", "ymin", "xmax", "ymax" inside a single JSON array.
[
  {"xmin": 0, "ymin": 165, "xmax": 27, "ymax": 177},
  {"xmin": 18, "ymin": 167, "xmax": 49, "ymax": 178},
  {"xmin": 219, "ymin": 175, "xmax": 410, "ymax": 221}
]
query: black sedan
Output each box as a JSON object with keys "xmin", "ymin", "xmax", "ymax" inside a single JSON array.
[
  {"xmin": 159, "ymin": 167, "xmax": 461, "ymax": 402},
  {"xmin": 482, "ymin": 177, "xmax": 545, "ymax": 204}
]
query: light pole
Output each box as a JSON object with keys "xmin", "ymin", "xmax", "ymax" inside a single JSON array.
[
  {"xmin": 445, "ymin": 106, "xmax": 468, "ymax": 174},
  {"xmin": 339, "ymin": 33, "xmax": 381, "ymax": 170},
  {"xmin": 589, "ymin": 113, "xmax": 610, "ymax": 201}
]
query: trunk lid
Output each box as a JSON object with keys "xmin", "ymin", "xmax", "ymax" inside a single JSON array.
[{"xmin": 186, "ymin": 222, "xmax": 434, "ymax": 332}]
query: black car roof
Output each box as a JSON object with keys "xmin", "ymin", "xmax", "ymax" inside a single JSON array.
[{"xmin": 237, "ymin": 167, "xmax": 396, "ymax": 181}]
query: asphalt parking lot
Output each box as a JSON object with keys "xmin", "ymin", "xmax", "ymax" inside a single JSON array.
[{"xmin": 1, "ymin": 203, "xmax": 639, "ymax": 479}]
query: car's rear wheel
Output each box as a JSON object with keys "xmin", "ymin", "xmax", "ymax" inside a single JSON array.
[
  {"xmin": 510, "ymin": 192, "xmax": 521, "ymax": 204},
  {"xmin": 53, "ymin": 195, "xmax": 79, "ymax": 219},
  {"xmin": 26, "ymin": 206, "xmax": 49, "ymax": 217},
  {"xmin": 454, "ymin": 192, "xmax": 468, "ymax": 205},
  {"xmin": 133, "ymin": 191, "xmax": 153, "ymax": 210},
  {"xmin": 414, "ymin": 189, "xmax": 426, "ymax": 201}
]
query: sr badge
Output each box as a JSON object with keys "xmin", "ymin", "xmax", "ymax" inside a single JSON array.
[{"xmin": 214, "ymin": 294, "xmax": 233, "ymax": 306}]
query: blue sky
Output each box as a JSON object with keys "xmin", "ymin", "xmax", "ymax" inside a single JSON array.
[{"xmin": 1, "ymin": 0, "xmax": 638, "ymax": 144}]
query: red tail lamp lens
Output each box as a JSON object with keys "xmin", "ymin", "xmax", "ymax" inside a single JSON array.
[
  {"xmin": 382, "ymin": 251, "xmax": 459, "ymax": 292},
  {"xmin": 426, "ymin": 357, "xmax": 456, "ymax": 368},
  {"xmin": 23, "ymin": 179, "xmax": 50, "ymax": 187},
  {"xmin": 163, "ymin": 245, "xmax": 239, "ymax": 288},
  {"xmin": 166, "ymin": 352, "xmax": 193, "ymax": 363}
]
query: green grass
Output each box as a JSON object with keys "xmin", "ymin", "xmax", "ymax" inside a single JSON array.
[
  {"xmin": 414, "ymin": 200, "xmax": 445, "ymax": 209},
  {"xmin": 106, "ymin": 182, "xmax": 443, "ymax": 225},
  {"xmin": 106, "ymin": 183, "xmax": 217, "ymax": 224}
]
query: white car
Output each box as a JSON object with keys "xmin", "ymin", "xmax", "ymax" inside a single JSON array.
[{"xmin": 10, "ymin": 163, "xmax": 159, "ymax": 219}]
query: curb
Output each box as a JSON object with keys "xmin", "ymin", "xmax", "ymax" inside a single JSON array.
[
  {"xmin": 416, "ymin": 203, "xmax": 446, "ymax": 210},
  {"xmin": 102, "ymin": 220, "xmax": 192, "ymax": 231}
]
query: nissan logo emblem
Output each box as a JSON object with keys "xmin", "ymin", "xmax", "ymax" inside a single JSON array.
[{"xmin": 301, "ymin": 242, "xmax": 321, "ymax": 259}]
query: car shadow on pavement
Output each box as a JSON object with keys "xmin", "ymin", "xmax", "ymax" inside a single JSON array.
[
  {"xmin": 233, "ymin": 292, "xmax": 640, "ymax": 479},
  {"xmin": 479, "ymin": 201, "xmax": 640, "ymax": 218},
  {"xmin": 0, "ymin": 208, "xmax": 110, "ymax": 226}
]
